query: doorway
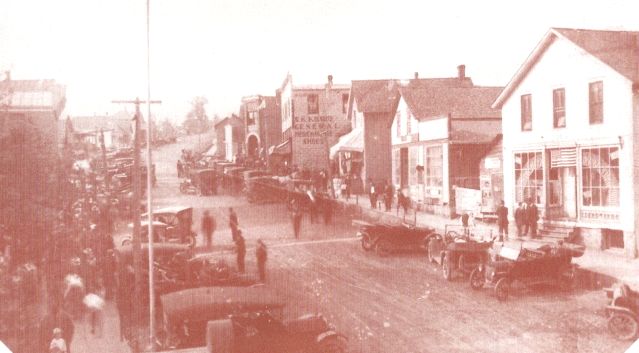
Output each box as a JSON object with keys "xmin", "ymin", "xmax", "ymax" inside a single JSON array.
[{"xmin": 400, "ymin": 147, "xmax": 408, "ymax": 188}]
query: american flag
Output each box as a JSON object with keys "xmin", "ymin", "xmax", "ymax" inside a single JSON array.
[{"xmin": 550, "ymin": 148, "xmax": 577, "ymax": 168}]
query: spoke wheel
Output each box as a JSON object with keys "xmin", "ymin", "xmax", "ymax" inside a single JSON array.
[
  {"xmin": 495, "ymin": 277, "xmax": 510, "ymax": 301},
  {"xmin": 442, "ymin": 256, "xmax": 452, "ymax": 281},
  {"xmin": 608, "ymin": 312, "xmax": 639, "ymax": 341},
  {"xmin": 469, "ymin": 268, "xmax": 485, "ymax": 290},
  {"xmin": 317, "ymin": 336, "xmax": 347, "ymax": 353},
  {"xmin": 121, "ymin": 238, "xmax": 131, "ymax": 246}
]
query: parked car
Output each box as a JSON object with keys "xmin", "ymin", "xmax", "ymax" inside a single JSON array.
[
  {"xmin": 354, "ymin": 220, "xmax": 438, "ymax": 257},
  {"xmin": 604, "ymin": 283, "xmax": 639, "ymax": 340},
  {"xmin": 158, "ymin": 286, "xmax": 347, "ymax": 352},
  {"xmin": 469, "ymin": 242, "xmax": 584, "ymax": 301},
  {"xmin": 246, "ymin": 176, "xmax": 282, "ymax": 203},
  {"xmin": 120, "ymin": 206, "xmax": 197, "ymax": 247},
  {"xmin": 427, "ymin": 225, "xmax": 494, "ymax": 281}
]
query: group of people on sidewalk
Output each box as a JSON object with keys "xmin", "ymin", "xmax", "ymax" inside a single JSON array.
[
  {"xmin": 200, "ymin": 207, "xmax": 268, "ymax": 282},
  {"xmin": 495, "ymin": 198, "xmax": 540, "ymax": 241}
]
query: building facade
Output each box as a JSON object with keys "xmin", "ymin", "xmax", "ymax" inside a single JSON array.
[
  {"xmin": 240, "ymin": 95, "xmax": 281, "ymax": 162},
  {"xmin": 391, "ymin": 67, "xmax": 502, "ymax": 216},
  {"xmin": 279, "ymin": 74, "xmax": 350, "ymax": 171},
  {"xmin": 493, "ymin": 28, "xmax": 639, "ymax": 257},
  {"xmin": 214, "ymin": 115, "xmax": 245, "ymax": 162}
]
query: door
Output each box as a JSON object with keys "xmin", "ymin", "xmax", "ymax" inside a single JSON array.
[
  {"xmin": 400, "ymin": 148, "xmax": 408, "ymax": 188},
  {"xmin": 561, "ymin": 167, "xmax": 577, "ymax": 219}
]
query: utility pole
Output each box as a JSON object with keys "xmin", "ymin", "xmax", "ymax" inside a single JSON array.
[{"xmin": 112, "ymin": 97, "xmax": 160, "ymax": 351}]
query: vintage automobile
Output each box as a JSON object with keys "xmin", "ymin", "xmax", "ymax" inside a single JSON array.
[
  {"xmin": 427, "ymin": 225, "xmax": 494, "ymax": 281},
  {"xmin": 469, "ymin": 242, "xmax": 584, "ymax": 301},
  {"xmin": 354, "ymin": 220, "xmax": 438, "ymax": 257},
  {"xmin": 180, "ymin": 168, "xmax": 217, "ymax": 196},
  {"xmin": 158, "ymin": 287, "xmax": 347, "ymax": 352},
  {"xmin": 246, "ymin": 176, "xmax": 283, "ymax": 204},
  {"xmin": 604, "ymin": 283, "xmax": 639, "ymax": 340},
  {"xmin": 120, "ymin": 206, "xmax": 197, "ymax": 247}
]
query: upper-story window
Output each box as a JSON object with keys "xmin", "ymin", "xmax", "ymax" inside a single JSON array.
[
  {"xmin": 407, "ymin": 110, "xmax": 412, "ymax": 134},
  {"xmin": 520, "ymin": 94, "xmax": 532, "ymax": 131},
  {"xmin": 307, "ymin": 94, "xmax": 319, "ymax": 114},
  {"xmin": 589, "ymin": 81, "xmax": 603, "ymax": 124},
  {"xmin": 247, "ymin": 111, "xmax": 257, "ymax": 126},
  {"xmin": 553, "ymin": 88, "xmax": 566, "ymax": 128},
  {"xmin": 396, "ymin": 111, "xmax": 401, "ymax": 137},
  {"xmin": 342, "ymin": 93, "xmax": 349, "ymax": 114}
]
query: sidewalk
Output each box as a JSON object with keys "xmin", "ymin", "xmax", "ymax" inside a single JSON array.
[{"xmin": 338, "ymin": 195, "xmax": 639, "ymax": 288}]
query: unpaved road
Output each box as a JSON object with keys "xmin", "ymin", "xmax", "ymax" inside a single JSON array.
[{"xmin": 142, "ymin": 135, "xmax": 632, "ymax": 353}]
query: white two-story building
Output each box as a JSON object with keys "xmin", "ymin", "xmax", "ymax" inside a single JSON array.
[{"xmin": 493, "ymin": 28, "xmax": 639, "ymax": 258}]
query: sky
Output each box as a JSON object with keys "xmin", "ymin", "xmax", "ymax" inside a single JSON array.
[{"xmin": 1, "ymin": 0, "xmax": 638, "ymax": 122}]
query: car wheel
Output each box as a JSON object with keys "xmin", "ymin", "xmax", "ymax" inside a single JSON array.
[
  {"xmin": 316, "ymin": 336, "xmax": 347, "ymax": 353},
  {"xmin": 442, "ymin": 255, "xmax": 452, "ymax": 281},
  {"xmin": 469, "ymin": 268, "xmax": 485, "ymax": 290},
  {"xmin": 375, "ymin": 240, "xmax": 391, "ymax": 257},
  {"xmin": 559, "ymin": 266, "xmax": 576, "ymax": 291},
  {"xmin": 495, "ymin": 277, "xmax": 510, "ymax": 301},
  {"xmin": 608, "ymin": 312, "xmax": 639, "ymax": 341},
  {"xmin": 361, "ymin": 233, "xmax": 373, "ymax": 251},
  {"xmin": 121, "ymin": 238, "xmax": 131, "ymax": 246}
]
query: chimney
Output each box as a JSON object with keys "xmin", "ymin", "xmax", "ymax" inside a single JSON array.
[
  {"xmin": 457, "ymin": 65, "xmax": 466, "ymax": 80},
  {"xmin": 414, "ymin": 72, "xmax": 419, "ymax": 79}
]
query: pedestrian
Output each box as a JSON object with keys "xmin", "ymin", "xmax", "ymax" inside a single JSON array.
[
  {"xmin": 83, "ymin": 281, "xmax": 105, "ymax": 336},
  {"xmin": 201, "ymin": 210, "xmax": 216, "ymax": 249},
  {"xmin": 527, "ymin": 198, "xmax": 539, "ymax": 238},
  {"xmin": 235, "ymin": 230, "xmax": 246, "ymax": 273},
  {"xmin": 496, "ymin": 200, "xmax": 509, "ymax": 242},
  {"xmin": 514, "ymin": 202, "xmax": 525, "ymax": 237},
  {"xmin": 521, "ymin": 201, "xmax": 529, "ymax": 236},
  {"xmin": 256, "ymin": 239, "xmax": 268, "ymax": 282},
  {"xmin": 367, "ymin": 178, "xmax": 377, "ymax": 209},
  {"xmin": 461, "ymin": 212, "xmax": 470, "ymax": 236},
  {"xmin": 177, "ymin": 159, "xmax": 183, "ymax": 178},
  {"xmin": 40, "ymin": 303, "xmax": 74, "ymax": 353},
  {"xmin": 343, "ymin": 176, "xmax": 351, "ymax": 200},
  {"xmin": 290, "ymin": 199, "xmax": 303, "ymax": 239},
  {"xmin": 384, "ymin": 181, "xmax": 394, "ymax": 212},
  {"xmin": 321, "ymin": 194, "xmax": 333, "ymax": 225},
  {"xmin": 229, "ymin": 208, "xmax": 239, "ymax": 241},
  {"xmin": 49, "ymin": 328, "xmax": 68, "ymax": 353}
]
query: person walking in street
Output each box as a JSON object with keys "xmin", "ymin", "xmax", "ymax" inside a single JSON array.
[
  {"xmin": 514, "ymin": 202, "xmax": 525, "ymax": 237},
  {"xmin": 290, "ymin": 199, "xmax": 303, "ymax": 239},
  {"xmin": 235, "ymin": 231, "xmax": 246, "ymax": 273},
  {"xmin": 384, "ymin": 181, "xmax": 394, "ymax": 212},
  {"xmin": 496, "ymin": 200, "xmax": 509, "ymax": 242},
  {"xmin": 256, "ymin": 239, "xmax": 268, "ymax": 282},
  {"xmin": 229, "ymin": 207, "xmax": 239, "ymax": 241},
  {"xmin": 526, "ymin": 198, "xmax": 539, "ymax": 238},
  {"xmin": 177, "ymin": 159, "xmax": 183, "ymax": 178},
  {"xmin": 368, "ymin": 178, "xmax": 377, "ymax": 209},
  {"xmin": 201, "ymin": 210, "xmax": 216, "ymax": 249}
]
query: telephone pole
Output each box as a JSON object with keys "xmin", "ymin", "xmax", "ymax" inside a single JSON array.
[{"xmin": 112, "ymin": 97, "xmax": 160, "ymax": 351}]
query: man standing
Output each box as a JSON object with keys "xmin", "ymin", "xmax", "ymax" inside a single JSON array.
[
  {"xmin": 521, "ymin": 202, "xmax": 529, "ymax": 236},
  {"xmin": 514, "ymin": 202, "xmax": 525, "ymax": 237},
  {"xmin": 384, "ymin": 181, "xmax": 394, "ymax": 212},
  {"xmin": 235, "ymin": 230, "xmax": 246, "ymax": 273},
  {"xmin": 290, "ymin": 199, "xmax": 303, "ymax": 239},
  {"xmin": 201, "ymin": 210, "xmax": 216, "ymax": 249},
  {"xmin": 527, "ymin": 199, "xmax": 539, "ymax": 238},
  {"xmin": 256, "ymin": 239, "xmax": 268, "ymax": 282},
  {"xmin": 177, "ymin": 160, "xmax": 183, "ymax": 178},
  {"xmin": 496, "ymin": 200, "xmax": 509, "ymax": 242},
  {"xmin": 368, "ymin": 179, "xmax": 377, "ymax": 209},
  {"xmin": 229, "ymin": 208, "xmax": 239, "ymax": 241}
]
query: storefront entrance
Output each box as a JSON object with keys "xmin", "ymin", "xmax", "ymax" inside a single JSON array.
[{"xmin": 547, "ymin": 148, "xmax": 577, "ymax": 220}]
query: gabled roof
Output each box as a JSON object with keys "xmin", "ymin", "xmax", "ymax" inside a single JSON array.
[
  {"xmin": 493, "ymin": 27, "xmax": 639, "ymax": 109},
  {"xmin": 349, "ymin": 76, "xmax": 475, "ymax": 118},
  {"xmin": 214, "ymin": 114, "xmax": 243, "ymax": 128},
  {"xmin": 400, "ymin": 86, "xmax": 502, "ymax": 120}
]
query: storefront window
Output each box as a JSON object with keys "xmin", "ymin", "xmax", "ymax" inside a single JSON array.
[
  {"xmin": 514, "ymin": 151, "xmax": 543, "ymax": 204},
  {"xmin": 581, "ymin": 147, "xmax": 619, "ymax": 207},
  {"xmin": 424, "ymin": 146, "xmax": 443, "ymax": 196},
  {"xmin": 408, "ymin": 146, "xmax": 419, "ymax": 185}
]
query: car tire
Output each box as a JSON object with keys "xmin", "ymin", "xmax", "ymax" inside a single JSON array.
[
  {"xmin": 495, "ymin": 277, "xmax": 510, "ymax": 301},
  {"xmin": 375, "ymin": 239, "xmax": 391, "ymax": 257},
  {"xmin": 316, "ymin": 336, "xmax": 347, "ymax": 353},
  {"xmin": 361, "ymin": 233, "xmax": 373, "ymax": 251},
  {"xmin": 121, "ymin": 238, "xmax": 131, "ymax": 246},
  {"xmin": 559, "ymin": 266, "xmax": 576, "ymax": 291},
  {"xmin": 469, "ymin": 268, "xmax": 484, "ymax": 290},
  {"xmin": 608, "ymin": 312, "xmax": 639, "ymax": 341},
  {"xmin": 442, "ymin": 255, "xmax": 452, "ymax": 281}
]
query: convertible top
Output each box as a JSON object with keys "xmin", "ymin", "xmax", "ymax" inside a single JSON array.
[{"xmin": 161, "ymin": 286, "xmax": 284, "ymax": 323}]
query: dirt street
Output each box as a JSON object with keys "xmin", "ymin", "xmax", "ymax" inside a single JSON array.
[{"xmin": 99, "ymin": 135, "xmax": 631, "ymax": 353}]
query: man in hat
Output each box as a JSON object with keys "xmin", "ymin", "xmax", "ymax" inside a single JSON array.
[
  {"xmin": 256, "ymin": 239, "xmax": 268, "ymax": 282},
  {"xmin": 235, "ymin": 230, "xmax": 246, "ymax": 273}
]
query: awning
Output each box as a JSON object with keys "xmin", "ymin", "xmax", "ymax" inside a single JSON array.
[
  {"xmin": 329, "ymin": 127, "xmax": 363, "ymax": 159},
  {"xmin": 268, "ymin": 139, "xmax": 291, "ymax": 156}
]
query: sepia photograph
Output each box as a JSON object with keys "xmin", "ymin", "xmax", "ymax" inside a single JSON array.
[{"xmin": 1, "ymin": 0, "xmax": 639, "ymax": 352}]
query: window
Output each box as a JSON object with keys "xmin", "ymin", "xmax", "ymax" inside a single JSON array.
[
  {"xmin": 396, "ymin": 111, "xmax": 401, "ymax": 138},
  {"xmin": 307, "ymin": 94, "xmax": 319, "ymax": 114},
  {"xmin": 247, "ymin": 111, "xmax": 257, "ymax": 126},
  {"xmin": 425, "ymin": 146, "xmax": 443, "ymax": 195},
  {"xmin": 553, "ymin": 88, "xmax": 565, "ymax": 128},
  {"xmin": 342, "ymin": 93, "xmax": 349, "ymax": 114},
  {"xmin": 589, "ymin": 81, "xmax": 603, "ymax": 124},
  {"xmin": 514, "ymin": 151, "xmax": 543, "ymax": 204},
  {"xmin": 581, "ymin": 147, "xmax": 619, "ymax": 207},
  {"xmin": 520, "ymin": 94, "xmax": 532, "ymax": 131}
]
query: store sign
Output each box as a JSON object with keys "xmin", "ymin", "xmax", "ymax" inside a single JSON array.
[{"xmin": 292, "ymin": 115, "xmax": 338, "ymax": 145}]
